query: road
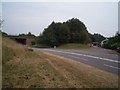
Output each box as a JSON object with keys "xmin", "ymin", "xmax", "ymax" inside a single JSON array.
[{"xmin": 33, "ymin": 47, "xmax": 120, "ymax": 75}]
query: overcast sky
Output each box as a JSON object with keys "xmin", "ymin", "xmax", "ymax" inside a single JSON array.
[{"xmin": 2, "ymin": 2, "xmax": 118, "ymax": 37}]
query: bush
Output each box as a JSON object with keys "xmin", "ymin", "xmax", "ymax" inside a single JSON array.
[{"xmin": 111, "ymin": 43, "xmax": 120, "ymax": 50}]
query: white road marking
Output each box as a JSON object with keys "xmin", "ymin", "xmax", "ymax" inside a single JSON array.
[
  {"xmin": 104, "ymin": 64, "xmax": 120, "ymax": 69},
  {"xmin": 66, "ymin": 54, "xmax": 88, "ymax": 61},
  {"xmin": 42, "ymin": 49, "xmax": 120, "ymax": 63},
  {"xmin": 80, "ymin": 58, "xmax": 88, "ymax": 61}
]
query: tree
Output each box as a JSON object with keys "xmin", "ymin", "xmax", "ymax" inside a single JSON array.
[
  {"xmin": 39, "ymin": 22, "xmax": 70, "ymax": 46},
  {"xmin": 38, "ymin": 18, "xmax": 92, "ymax": 47},
  {"xmin": 28, "ymin": 32, "xmax": 32, "ymax": 36},
  {"xmin": 91, "ymin": 33, "xmax": 105, "ymax": 43},
  {"xmin": 103, "ymin": 31, "xmax": 120, "ymax": 50},
  {"xmin": 66, "ymin": 18, "xmax": 91, "ymax": 43}
]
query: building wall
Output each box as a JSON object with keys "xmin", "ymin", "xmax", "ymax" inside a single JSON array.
[
  {"xmin": 26, "ymin": 38, "xmax": 36, "ymax": 46},
  {"xmin": 8, "ymin": 36, "xmax": 36, "ymax": 46}
]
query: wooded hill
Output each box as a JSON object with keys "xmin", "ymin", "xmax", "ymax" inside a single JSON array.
[{"xmin": 38, "ymin": 18, "xmax": 105, "ymax": 47}]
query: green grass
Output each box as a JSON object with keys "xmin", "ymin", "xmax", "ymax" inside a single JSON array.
[{"xmin": 57, "ymin": 43, "xmax": 91, "ymax": 49}]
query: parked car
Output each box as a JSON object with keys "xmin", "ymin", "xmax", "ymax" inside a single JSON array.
[{"xmin": 117, "ymin": 47, "xmax": 120, "ymax": 53}]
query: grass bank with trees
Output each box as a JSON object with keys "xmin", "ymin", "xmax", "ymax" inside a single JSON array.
[{"xmin": 2, "ymin": 36, "xmax": 118, "ymax": 88}]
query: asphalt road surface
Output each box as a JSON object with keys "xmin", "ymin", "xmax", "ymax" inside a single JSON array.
[{"xmin": 33, "ymin": 47, "xmax": 120, "ymax": 75}]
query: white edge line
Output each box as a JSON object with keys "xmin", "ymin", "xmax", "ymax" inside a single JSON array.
[
  {"xmin": 41, "ymin": 49, "xmax": 120, "ymax": 63},
  {"xmin": 104, "ymin": 64, "xmax": 120, "ymax": 70}
]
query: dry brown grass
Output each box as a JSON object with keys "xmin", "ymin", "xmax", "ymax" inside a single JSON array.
[{"xmin": 40, "ymin": 52, "xmax": 118, "ymax": 88}]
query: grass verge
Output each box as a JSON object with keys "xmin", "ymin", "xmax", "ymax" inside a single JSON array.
[
  {"xmin": 57, "ymin": 43, "xmax": 91, "ymax": 49},
  {"xmin": 40, "ymin": 52, "xmax": 118, "ymax": 88}
]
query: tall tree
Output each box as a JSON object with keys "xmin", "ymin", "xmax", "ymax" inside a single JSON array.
[
  {"xmin": 40, "ymin": 22, "xmax": 70, "ymax": 46},
  {"xmin": 91, "ymin": 33, "xmax": 105, "ymax": 42},
  {"xmin": 66, "ymin": 18, "xmax": 91, "ymax": 43},
  {"xmin": 38, "ymin": 18, "xmax": 92, "ymax": 47}
]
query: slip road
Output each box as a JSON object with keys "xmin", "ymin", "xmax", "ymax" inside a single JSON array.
[{"xmin": 33, "ymin": 47, "xmax": 120, "ymax": 75}]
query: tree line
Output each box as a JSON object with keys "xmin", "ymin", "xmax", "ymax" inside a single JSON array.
[
  {"xmin": 38, "ymin": 18, "xmax": 105, "ymax": 47},
  {"xmin": 102, "ymin": 32, "xmax": 120, "ymax": 50},
  {"xmin": 1, "ymin": 18, "xmax": 106, "ymax": 47},
  {"xmin": 1, "ymin": 17, "xmax": 119, "ymax": 50}
]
